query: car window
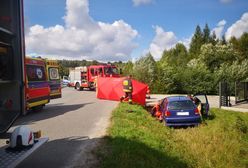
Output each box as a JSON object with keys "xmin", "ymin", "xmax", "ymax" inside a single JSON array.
[
  {"xmin": 63, "ymin": 76, "xmax": 68, "ymax": 80},
  {"xmin": 98, "ymin": 68, "xmax": 103, "ymax": 76},
  {"xmin": 49, "ymin": 67, "xmax": 59, "ymax": 80},
  {"xmin": 111, "ymin": 67, "xmax": 119, "ymax": 74},
  {"xmin": 104, "ymin": 67, "xmax": 111, "ymax": 74},
  {"xmin": 90, "ymin": 68, "xmax": 96, "ymax": 76},
  {"xmin": 194, "ymin": 95, "xmax": 207, "ymax": 104},
  {"xmin": 104, "ymin": 67, "xmax": 119, "ymax": 75},
  {"xmin": 168, "ymin": 100, "xmax": 195, "ymax": 110}
]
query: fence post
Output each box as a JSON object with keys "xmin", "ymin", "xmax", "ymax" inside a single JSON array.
[{"xmin": 219, "ymin": 82, "xmax": 222, "ymax": 108}]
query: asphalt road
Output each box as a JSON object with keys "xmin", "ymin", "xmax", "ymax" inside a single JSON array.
[{"xmin": 0, "ymin": 87, "xmax": 118, "ymax": 168}]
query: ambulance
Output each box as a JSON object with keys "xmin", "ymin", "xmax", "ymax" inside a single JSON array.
[
  {"xmin": 25, "ymin": 57, "xmax": 50, "ymax": 111},
  {"xmin": 45, "ymin": 59, "xmax": 61, "ymax": 99}
]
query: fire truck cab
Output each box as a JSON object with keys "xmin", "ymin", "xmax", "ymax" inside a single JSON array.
[{"xmin": 69, "ymin": 65, "xmax": 120, "ymax": 91}]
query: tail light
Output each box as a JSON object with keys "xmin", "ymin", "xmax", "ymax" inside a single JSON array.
[
  {"xmin": 194, "ymin": 108, "xmax": 199, "ymax": 115},
  {"xmin": 165, "ymin": 111, "xmax": 171, "ymax": 117}
]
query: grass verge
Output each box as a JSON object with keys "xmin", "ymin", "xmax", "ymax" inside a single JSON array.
[{"xmin": 98, "ymin": 103, "xmax": 248, "ymax": 168}]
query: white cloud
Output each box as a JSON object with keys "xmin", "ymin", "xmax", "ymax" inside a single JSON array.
[
  {"xmin": 148, "ymin": 26, "xmax": 178, "ymax": 60},
  {"xmin": 148, "ymin": 26, "xmax": 192, "ymax": 60},
  {"xmin": 225, "ymin": 12, "xmax": 248, "ymax": 40},
  {"xmin": 25, "ymin": 0, "xmax": 138, "ymax": 61},
  {"xmin": 220, "ymin": 0, "xmax": 232, "ymax": 3},
  {"xmin": 178, "ymin": 36, "xmax": 192, "ymax": 49},
  {"xmin": 132, "ymin": 0, "xmax": 154, "ymax": 6},
  {"xmin": 211, "ymin": 20, "xmax": 227, "ymax": 39},
  {"xmin": 147, "ymin": 12, "xmax": 248, "ymax": 61}
]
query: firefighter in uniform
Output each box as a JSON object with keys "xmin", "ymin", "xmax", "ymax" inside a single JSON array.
[
  {"xmin": 151, "ymin": 99, "xmax": 163, "ymax": 122},
  {"xmin": 121, "ymin": 75, "xmax": 133, "ymax": 104}
]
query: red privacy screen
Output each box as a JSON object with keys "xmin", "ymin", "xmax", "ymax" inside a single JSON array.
[{"xmin": 97, "ymin": 77, "xmax": 148, "ymax": 105}]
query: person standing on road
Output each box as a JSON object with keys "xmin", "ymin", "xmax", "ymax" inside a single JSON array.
[{"xmin": 121, "ymin": 75, "xmax": 133, "ymax": 104}]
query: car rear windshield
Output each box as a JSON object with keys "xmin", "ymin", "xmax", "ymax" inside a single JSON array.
[
  {"xmin": 168, "ymin": 100, "xmax": 194, "ymax": 110},
  {"xmin": 49, "ymin": 67, "xmax": 59, "ymax": 80},
  {"xmin": 26, "ymin": 65, "xmax": 46, "ymax": 82}
]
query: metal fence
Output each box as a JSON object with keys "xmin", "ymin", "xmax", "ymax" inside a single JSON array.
[
  {"xmin": 219, "ymin": 82, "xmax": 231, "ymax": 107},
  {"xmin": 219, "ymin": 81, "xmax": 248, "ymax": 107},
  {"xmin": 235, "ymin": 81, "xmax": 248, "ymax": 104}
]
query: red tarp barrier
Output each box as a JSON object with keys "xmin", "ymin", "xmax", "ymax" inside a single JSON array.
[{"xmin": 97, "ymin": 77, "xmax": 148, "ymax": 105}]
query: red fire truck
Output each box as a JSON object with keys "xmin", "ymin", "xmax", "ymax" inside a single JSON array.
[{"xmin": 69, "ymin": 65, "xmax": 120, "ymax": 91}]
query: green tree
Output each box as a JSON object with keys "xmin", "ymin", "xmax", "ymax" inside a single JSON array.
[
  {"xmin": 91, "ymin": 60, "xmax": 99, "ymax": 65},
  {"xmin": 210, "ymin": 31, "xmax": 218, "ymax": 45},
  {"xmin": 181, "ymin": 64, "xmax": 215, "ymax": 94},
  {"xmin": 80, "ymin": 60, "xmax": 87, "ymax": 66},
  {"xmin": 161, "ymin": 43, "xmax": 188, "ymax": 66},
  {"xmin": 133, "ymin": 53, "xmax": 157, "ymax": 90},
  {"xmin": 155, "ymin": 61, "xmax": 215, "ymax": 94},
  {"xmin": 154, "ymin": 62, "xmax": 183, "ymax": 93},
  {"xmin": 189, "ymin": 25, "xmax": 204, "ymax": 59},
  {"xmin": 58, "ymin": 64, "xmax": 69, "ymax": 78},
  {"xmin": 122, "ymin": 61, "xmax": 134, "ymax": 76},
  {"xmin": 217, "ymin": 59, "xmax": 248, "ymax": 82},
  {"xmin": 199, "ymin": 43, "xmax": 238, "ymax": 72},
  {"xmin": 203, "ymin": 24, "xmax": 211, "ymax": 43},
  {"xmin": 230, "ymin": 33, "xmax": 248, "ymax": 61},
  {"xmin": 221, "ymin": 35, "xmax": 227, "ymax": 45}
]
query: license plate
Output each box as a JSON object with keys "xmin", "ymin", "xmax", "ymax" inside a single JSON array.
[{"xmin": 177, "ymin": 112, "xmax": 189, "ymax": 116}]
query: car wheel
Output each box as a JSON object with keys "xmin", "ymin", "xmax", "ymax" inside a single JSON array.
[{"xmin": 76, "ymin": 83, "xmax": 82, "ymax": 91}]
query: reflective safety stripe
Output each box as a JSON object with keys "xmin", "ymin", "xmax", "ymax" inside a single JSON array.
[
  {"xmin": 50, "ymin": 92, "xmax": 61, "ymax": 96},
  {"xmin": 123, "ymin": 80, "xmax": 128, "ymax": 86},
  {"xmin": 123, "ymin": 89, "xmax": 132, "ymax": 92},
  {"xmin": 123, "ymin": 78, "xmax": 132, "ymax": 92},
  {"xmin": 27, "ymin": 99, "xmax": 49, "ymax": 108}
]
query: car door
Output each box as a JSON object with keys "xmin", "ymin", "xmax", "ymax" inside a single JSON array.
[
  {"xmin": 194, "ymin": 94, "xmax": 209, "ymax": 117},
  {"xmin": 26, "ymin": 63, "xmax": 50, "ymax": 109}
]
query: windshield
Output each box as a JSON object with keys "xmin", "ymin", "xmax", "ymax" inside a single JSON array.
[
  {"xmin": 104, "ymin": 67, "xmax": 119, "ymax": 75},
  {"xmin": 168, "ymin": 100, "xmax": 195, "ymax": 110}
]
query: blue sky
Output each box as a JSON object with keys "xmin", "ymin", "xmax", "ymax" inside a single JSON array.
[{"xmin": 24, "ymin": 0, "xmax": 248, "ymax": 61}]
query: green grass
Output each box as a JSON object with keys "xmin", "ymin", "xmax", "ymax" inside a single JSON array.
[{"xmin": 98, "ymin": 103, "xmax": 248, "ymax": 168}]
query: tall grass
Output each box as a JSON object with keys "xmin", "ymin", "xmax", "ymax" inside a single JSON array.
[{"xmin": 99, "ymin": 104, "xmax": 248, "ymax": 168}]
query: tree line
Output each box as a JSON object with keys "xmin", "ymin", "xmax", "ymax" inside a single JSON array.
[{"xmin": 58, "ymin": 24, "xmax": 248, "ymax": 94}]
